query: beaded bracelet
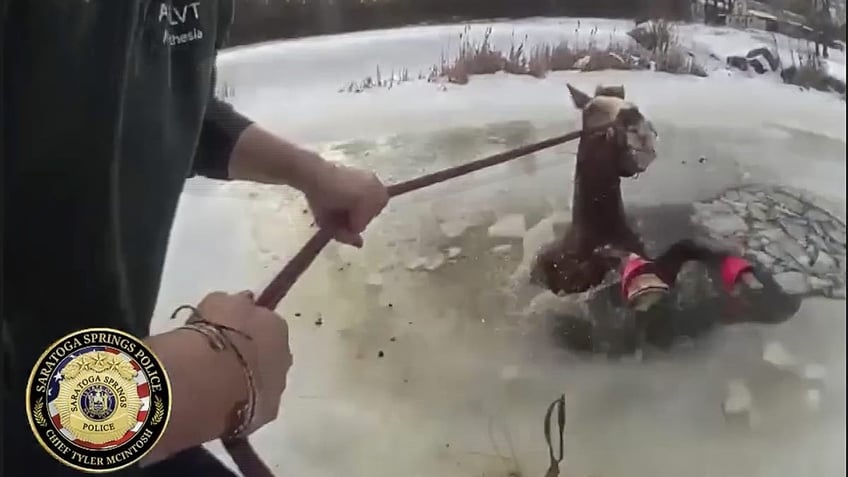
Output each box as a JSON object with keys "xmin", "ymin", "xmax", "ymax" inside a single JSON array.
[{"xmin": 170, "ymin": 305, "xmax": 258, "ymax": 440}]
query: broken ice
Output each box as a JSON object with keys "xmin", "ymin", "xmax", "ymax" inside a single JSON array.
[{"xmin": 488, "ymin": 214, "xmax": 526, "ymax": 239}]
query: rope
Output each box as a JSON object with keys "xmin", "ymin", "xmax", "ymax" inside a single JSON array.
[
  {"xmin": 221, "ymin": 123, "xmax": 603, "ymax": 477},
  {"xmin": 543, "ymin": 394, "xmax": 566, "ymax": 477}
]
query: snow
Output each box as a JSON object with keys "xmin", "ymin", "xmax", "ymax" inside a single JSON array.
[
  {"xmin": 748, "ymin": 9, "xmax": 779, "ymax": 21},
  {"xmin": 217, "ymin": 18, "xmax": 845, "ymax": 149},
  {"xmin": 155, "ymin": 18, "xmax": 845, "ymax": 477}
]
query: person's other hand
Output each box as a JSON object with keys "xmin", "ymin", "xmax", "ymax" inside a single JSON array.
[
  {"xmin": 303, "ymin": 161, "xmax": 389, "ymax": 248},
  {"xmin": 195, "ymin": 291, "xmax": 292, "ymax": 435}
]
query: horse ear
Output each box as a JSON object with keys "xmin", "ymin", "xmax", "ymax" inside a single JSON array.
[
  {"xmin": 567, "ymin": 83, "xmax": 592, "ymax": 109},
  {"xmin": 594, "ymin": 85, "xmax": 626, "ymax": 99}
]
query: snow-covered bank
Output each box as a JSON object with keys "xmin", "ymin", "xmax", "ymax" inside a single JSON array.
[
  {"xmin": 217, "ymin": 19, "xmax": 845, "ymax": 146},
  {"xmin": 219, "ymin": 17, "xmax": 846, "ymax": 97},
  {"xmin": 155, "ymin": 18, "xmax": 845, "ymax": 477}
]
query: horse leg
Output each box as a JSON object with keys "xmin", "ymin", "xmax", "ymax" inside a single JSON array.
[
  {"xmin": 650, "ymin": 237, "xmax": 752, "ymax": 290},
  {"xmin": 652, "ymin": 237, "xmax": 800, "ymax": 325},
  {"xmin": 611, "ymin": 225, "xmax": 671, "ymax": 312}
]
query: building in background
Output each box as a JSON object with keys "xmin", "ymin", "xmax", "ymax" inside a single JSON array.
[{"xmin": 727, "ymin": 0, "xmax": 781, "ymax": 30}]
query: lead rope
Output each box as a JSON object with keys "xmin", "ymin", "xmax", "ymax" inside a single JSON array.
[
  {"xmin": 543, "ymin": 394, "xmax": 566, "ymax": 477},
  {"xmin": 221, "ymin": 124, "xmax": 607, "ymax": 477}
]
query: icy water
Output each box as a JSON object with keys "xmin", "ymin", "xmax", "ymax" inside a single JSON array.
[{"xmin": 157, "ymin": 118, "xmax": 848, "ymax": 477}]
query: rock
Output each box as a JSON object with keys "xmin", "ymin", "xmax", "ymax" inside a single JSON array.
[
  {"xmin": 488, "ymin": 214, "xmax": 526, "ymax": 239},
  {"xmin": 831, "ymin": 287, "xmax": 846, "ymax": 299},
  {"xmin": 365, "ymin": 273, "xmax": 384, "ymax": 286},
  {"xmin": 723, "ymin": 379, "xmax": 753, "ymax": 416},
  {"xmin": 574, "ymin": 52, "xmax": 629, "ymax": 71},
  {"xmin": 763, "ymin": 341, "xmax": 798, "ymax": 370},
  {"xmin": 745, "ymin": 47, "xmax": 779, "ymax": 71},
  {"xmin": 446, "ymin": 247, "xmax": 462, "ymax": 259},
  {"xmin": 726, "ymin": 55, "xmax": 749, "ymax": 71}
]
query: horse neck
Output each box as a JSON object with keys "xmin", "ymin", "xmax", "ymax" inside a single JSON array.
[{"xmin": 571, "ymin": 136, "xmax": 627, "ymax": 232}]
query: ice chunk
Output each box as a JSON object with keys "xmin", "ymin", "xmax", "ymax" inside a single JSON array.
[
  {"xmin": 702, "ymin": 214, "xmax": 747, "ymax": 235},
  {"xmin": 365, "ymin": 273, "xmax": 384, "ymax": 286},
  {"xmin": 512, "ymin": 214, "xmax": 560, "ymax": 283},
  {"xmin": 811, "ymin": 250, "xmax": 837, "ymax": 275},
  {"xmin": 762, "ymin": 341, "xmax": 798, "ymax": 370},
  {"xmin": 573, "ymin": 55, "xmax": 591, "ymax": 69},
  {"xmin": 773, "ymin": 271, "xmax": 811, "ymax": 295},
  {"xmin": 423, "ymin": 253, "xmax": 446, "ymax": 271},
  {"xmin": 808, "ymin": 276, "xmax": 831, "ymax": 291},
  {"xmin": 439, "ymin": 219, "xmax": 471, "ymax": 238},
  {"xmin": 802, "ymin": 363, "xmax": 827, "ymax": 381},
  {"xmin": 405, "ymin": 256, "xmax": 428, "ymax": 271},
  {"xmin": 491, "ymin": 244, "xmax": 513, "ymax": 254},
  {"xmin": 804, "ymin": 389, "xmax": 822, "ymax": 411},
  {"xmin": 723, "ymin": 379, "xmax": 753, "ymax": 416},
  {"xmin": 500, "ymin": 365, "xmax": 520, "ymax": 381},
  {"xmin": 488, "ymin": 214, "xmax": 526, "ymax": 239},
  {"xmin": 446, "ymin": 247, "xmax": 462, "ymax": 259}
]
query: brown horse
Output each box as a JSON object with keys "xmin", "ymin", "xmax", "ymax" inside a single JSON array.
[{"xmin": 530, "ymin": 83, "xmax": 765, "ymax": 312}]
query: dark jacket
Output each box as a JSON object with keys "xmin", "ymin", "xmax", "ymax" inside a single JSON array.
[{"xmin": 2, "ymin": 0, "xmax": 252, "ymax": 474}]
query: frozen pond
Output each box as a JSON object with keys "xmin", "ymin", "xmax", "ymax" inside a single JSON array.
[{"xmin": 151, "ymin": 19, "xmax": 846, "ymax": 477}]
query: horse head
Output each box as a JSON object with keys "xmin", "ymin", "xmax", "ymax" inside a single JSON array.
[{"xmin": 567, "ymin": 83, "xmax": 658, "ymax": 178}]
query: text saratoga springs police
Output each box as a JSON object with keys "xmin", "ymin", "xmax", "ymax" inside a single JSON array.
[{"xmin": 34, "ymin": 331, "xmax": 165, "ymax": 394}]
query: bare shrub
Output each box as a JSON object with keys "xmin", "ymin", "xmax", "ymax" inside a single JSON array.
[
  {"xmin": 217, "ymin": 81, "xmax": 236, "ymax": 99},
  {"xmin": 782, "ymin": 54, "xmax": 845, "ymax": 93},
  {"xmin": 548, "ymin": 42, "xmax": 578, "ymax": 71},
  {"xmin": 628, "ymin": 19, "xmax": 676, "ymax": 52},
  {"xmin": 339, "ymin": 66, "xmax": 417, "ymax": 93},
  {"xmin": 340, "ymin": 21, "xmax": 707, "ymax": 93}
]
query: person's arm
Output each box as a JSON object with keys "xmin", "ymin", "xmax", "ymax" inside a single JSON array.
[
  {"xmin": 190, "ymin": 92, "xmax": 254, "ymax": 180},
  {"xmin": 191, "ymin": 80, "xmax": 333, "ymax": 194},
  {"xmin": 227, "ymin": 123, "xmax": 334, "ymax": 194},
  {"xmin": 140, "ymin": 327, "xmax": 249, "ymax": 464}
]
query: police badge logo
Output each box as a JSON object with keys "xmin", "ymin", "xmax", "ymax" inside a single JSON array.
[{"xmin": 26, "ymin": 328, "xmax": 172, "ymax": 473}]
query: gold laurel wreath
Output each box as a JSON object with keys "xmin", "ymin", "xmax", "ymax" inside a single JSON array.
[
  {"xmin": 150, "ymin": 396, "xmax": 165, "ymax": 426},
  {"xmin": 32, "ymin": 397, "xmax": 48, "ymax": 428}
]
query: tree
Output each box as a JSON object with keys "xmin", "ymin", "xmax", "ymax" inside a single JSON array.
[
  {"xmin": 809, "ymin": 0, "xmax": 834, "ymax": 58},
  {"xmin": 822, "ymin": 0, "xmax": 832, "ymax": 58}
]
